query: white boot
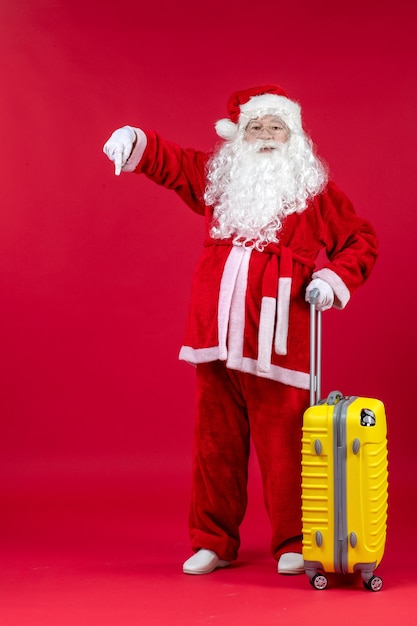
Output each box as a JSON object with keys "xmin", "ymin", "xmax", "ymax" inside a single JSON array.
[
  {"xmin": 183, "ymin": 549, "xmax": 230, "ymax": 575},
  {"xmin": 277, "ymin": 552, "xmax": 305, "ymax": 575}
]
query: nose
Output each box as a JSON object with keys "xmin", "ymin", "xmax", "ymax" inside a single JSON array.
[{"xmin": 258, "ymin": 127, "xmax": 274, "ymax": 138}]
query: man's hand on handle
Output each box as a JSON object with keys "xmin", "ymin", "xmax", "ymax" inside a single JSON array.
[{"xmin": 305, "ymin": 278, "xmax": 334, "ymax": 311}]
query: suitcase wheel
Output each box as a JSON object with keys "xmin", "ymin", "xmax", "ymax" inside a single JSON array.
[
  {"xmin": 363, "ymin": 575, "xmax": 383, "ymax": 592},
  {"xmin": 310, "ymin": 574, "xmax": 328, "ymax": 590}
]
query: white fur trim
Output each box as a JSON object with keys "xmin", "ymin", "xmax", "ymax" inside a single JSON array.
[
  {"xmin": 257, "ymin": 297, "xmax": 276, "ymax": 373},
  {"xmin": 122, "ymin": 128, "xmax": 147, "ymax": 172},
  {"xmin": 229, "ymin": 355, "xmax": 310, "ymax": 389},
  {"xmin": 239, "ymin": 94, "xmax": 302, "ymax": 131},
  {"xmin": 312, "ymin": 268, "xmax": 350, "ymax": 309},
  {"xmin": 226, "ymin": 248, "xmax": 252, "ymax": 364},
  {"xmin": 275, "ymin": 277, "xmax": 291, "ymax": 355},
  {"xmin": 179, "ymin": 346, "xmax": 310, "ymax": 389},
  {"xmin": 217, "ymin": 246, "xmax": 248, "ymax": 360},
  {"xmin": 215, "ymin": 118, "xmax": 238, "ymax": 140},
  {"xmin": 179, "ymin": 345, "xmax": 220, "ymax": 363},
  {"xmin": 228, "ymin": 246, "xmax": 252, "ymax": 359}
]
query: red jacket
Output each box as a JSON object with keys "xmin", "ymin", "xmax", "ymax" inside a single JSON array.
[{"xmin": 132, "ymin": 130, "xmax": 378, "ymax": 389}]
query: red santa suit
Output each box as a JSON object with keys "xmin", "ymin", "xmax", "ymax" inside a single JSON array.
[{"xmin": 124, "ymin": 113, "xmax": 378, "ymax": 562}]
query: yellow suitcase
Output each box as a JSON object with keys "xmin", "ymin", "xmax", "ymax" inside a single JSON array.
[{"xmin": 301, "ymin": 292, "xmax": 388, "ymax": 591}]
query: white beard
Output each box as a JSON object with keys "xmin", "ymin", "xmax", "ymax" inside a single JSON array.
[{"xmin": 205, "ymin": 133, "xmax": 327, "ymax": 250}]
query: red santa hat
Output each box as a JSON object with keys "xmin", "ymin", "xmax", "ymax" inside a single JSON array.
[{"xmin": 215, "ymin": 84, "xmax": 303, "ymax": 141}]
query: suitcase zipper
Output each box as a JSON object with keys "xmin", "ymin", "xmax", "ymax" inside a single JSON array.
[{"xmin": 333, "ymin": 396, "xmax": 356, "ymax": 574}]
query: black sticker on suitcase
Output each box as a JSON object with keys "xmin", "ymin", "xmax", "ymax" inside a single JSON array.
[{"xmin": 360, "ymin": 408, "xmax": 376, "ymax": 426}]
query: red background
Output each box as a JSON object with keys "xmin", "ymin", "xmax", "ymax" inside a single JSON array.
[{"xmin": 0, "ymin": 0, "xmax": 416, "ymax": 622}]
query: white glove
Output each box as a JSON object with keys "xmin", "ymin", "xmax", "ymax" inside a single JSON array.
[
  {"xmin": 305, "ymin": 278, "xmax": 334, "ymax": 311},
  {"xmin": 103, "ymin": 125, "xmax": 137, "ymax": 175}
]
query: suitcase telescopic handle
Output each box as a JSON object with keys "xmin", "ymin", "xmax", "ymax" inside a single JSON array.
[{"xmin": 309, "ymin": 288, "xmax": 322, "ymax": 407}]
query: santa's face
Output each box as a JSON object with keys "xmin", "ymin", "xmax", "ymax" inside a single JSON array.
[
  {"xmin": 205, "ymin": 119, "xmax": 327, "ymax": 250},
  {"xmin": 243, "ymin": 115, "xmax": 289, "ymax": 149}
]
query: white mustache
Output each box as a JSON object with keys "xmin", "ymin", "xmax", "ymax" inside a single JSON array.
[{"xmin": 249, "ymin": 139, "xmax": 283, "ymax": 152}]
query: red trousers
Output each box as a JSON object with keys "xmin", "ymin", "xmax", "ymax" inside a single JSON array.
[{"xmin": 189, "ymin": 361, "xmax": 309, "ymax": 562}]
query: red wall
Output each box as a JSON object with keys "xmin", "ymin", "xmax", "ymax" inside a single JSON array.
[{"xmin": 0, "ymin": 0, "xmax": 415, "ymax": 503}]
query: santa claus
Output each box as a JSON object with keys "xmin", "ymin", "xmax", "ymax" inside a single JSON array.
[{"xmin": 103, "ymin": 85, "xmax": 378, "ymax": 576}]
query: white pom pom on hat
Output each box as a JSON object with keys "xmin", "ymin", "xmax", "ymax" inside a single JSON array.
[{"xmin": 215, "ymin": 84, "xmax": 302, "ymax": 140}]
